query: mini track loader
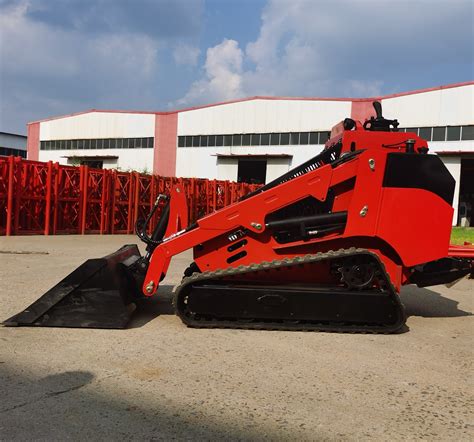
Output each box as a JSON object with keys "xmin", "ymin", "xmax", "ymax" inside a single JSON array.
[{"xmin": 5, "ymin": 102, "xmax": 473, "ymax": 332}]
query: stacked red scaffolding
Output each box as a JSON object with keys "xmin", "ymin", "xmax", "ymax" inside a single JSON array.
[{"xmin": 0, "ymin": 156, "xmax": 259, "ymax": 236}]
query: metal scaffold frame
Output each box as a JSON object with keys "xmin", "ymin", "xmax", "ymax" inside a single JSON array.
[{"xmin": 0, "ymin": 156, "xmax": 259, "ymax": 236}]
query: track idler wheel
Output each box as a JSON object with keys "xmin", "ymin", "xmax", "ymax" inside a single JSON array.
[{"xmin": 336, "ymin": 257, "xmax": 377, "ymax": 290}]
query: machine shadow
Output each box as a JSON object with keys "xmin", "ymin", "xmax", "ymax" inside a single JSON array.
[
  {"xmin": 399, "ymin": 286, "xmax": 472, "ymax": 318},
  {"xmin": 0, "ymin": 365, "xmax": 284, "ymax": 440},
  {"xmin": 128, "ymin": 284, "xmax": 175, "ymax": 328}
]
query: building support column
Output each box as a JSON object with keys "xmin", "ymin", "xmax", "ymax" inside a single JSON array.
[
  {"xmin": 154, "ymin": 113, "xmax": 178, "ymax": 176},
  {"xmin": 27, "ymin": 122, "xmax": 40, "ymax": 161}
]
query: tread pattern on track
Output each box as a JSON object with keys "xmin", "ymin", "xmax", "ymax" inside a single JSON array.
[{"xmin": 173, "ymin": 248, "xmax": 406, "ymax": 334}]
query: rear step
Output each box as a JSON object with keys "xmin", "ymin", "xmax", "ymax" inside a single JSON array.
[{"xmin": 3, "ymin": 245, "xmax": 144, "ymax": 329}]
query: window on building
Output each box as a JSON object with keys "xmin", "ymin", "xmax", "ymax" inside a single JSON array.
[
  {"xmin": 461, "ymin": 125, "xmax": 474, "ymax": 141},
  {"xmin": 0, "ymin": 147, "xmax": 27, "ymax": 158},
  {"xmin": 260, "ymin": 133, "xmax": 270, "ymax": 146},
  {"xmin": 290, "ymin": 132, "xmax": 299, "ymax": 145},
  {"xmin": 224, "ymin": 135, "xmax": 232, "ymax": 146},
  {"xmin": 309, "ymin": 132, "xmax": 318, "ymax": 144},
  {"xmin": 319, "ymin": 131, "xmax": 329, "ymax": 144},
  {"xmin": 156, "ymin": 131, "xmax": 337, "ymax": 150},
  {"xmin": 432, "ymin": 127, "xmax": 446, "ymax": 141},
  {"xmin": 251, "ymin": 134, "xmax": 260, "ymax": 146},
  {"xmin": 419, "ymin": 127, "xmax": 432, "ymax": 141},
  {"xmin": 232, "ymin": 134, "xmax": 242, "ymax": 146},
  {"xmin": 447, "ymin": 126, "xmax": 461, "ymax": 141},
  {"xmin": 300, "ymin": 132, "xmax": 309, "ymax": 145}
]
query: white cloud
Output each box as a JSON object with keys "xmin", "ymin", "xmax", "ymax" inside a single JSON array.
[
  {"xmin": 173, "ymin": 43, "xmax": 200, "ymax": 66},
  {"xmin": 175, "ymin": 39, "xmax": 244, "ymax": 106},
  {"xmin": 0, "ymin": 2, "xmax": 159, "ymax": 84},
  {"xmin": 0, "ymin": 0, "xmax": 206, "ymax": 132},
  {"xmin": 176, "ymin": 0, "xmax": 473, "ymax": 106}
]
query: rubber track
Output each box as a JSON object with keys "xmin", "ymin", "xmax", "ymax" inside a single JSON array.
[{"xmin": 173, "ymin": 248, "xmax": 406, "ymax": 333}]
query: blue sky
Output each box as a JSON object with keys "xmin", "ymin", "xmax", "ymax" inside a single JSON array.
[{"xmin": 0, "ymin": 0, "xmax": 472, "ymax": 134}]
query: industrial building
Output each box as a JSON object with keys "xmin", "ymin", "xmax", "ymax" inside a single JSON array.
[
  {"xmin": 0, "ymin": 132, "xmax": 27, "ymax": 158},
  {"xmin": 26, "ymin": 82, "xmax": 473, "ymax": 225}
]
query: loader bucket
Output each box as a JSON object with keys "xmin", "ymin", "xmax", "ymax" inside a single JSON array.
[{"xmin": 3, "ymin": 244, "xmax": 143, "ymax": 329}]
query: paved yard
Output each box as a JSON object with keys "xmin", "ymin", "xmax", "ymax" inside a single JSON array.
[{"xmin": 0, "ymin": 235, "xmax": 472, "ymax": 441}]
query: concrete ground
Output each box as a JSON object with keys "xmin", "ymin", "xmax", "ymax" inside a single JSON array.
[{"xmin": 0, "ymin": 235, "xmax": 472, "ymax": 441}]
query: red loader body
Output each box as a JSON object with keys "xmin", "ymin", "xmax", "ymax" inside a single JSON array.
[{"xmin": 5, "ymin": 102, "xmax": 473, "ymax": 332}]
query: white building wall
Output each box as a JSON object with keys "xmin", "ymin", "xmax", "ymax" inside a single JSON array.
[
  {"xmin": 38, "ymin": 111, "xmax": 155, "ymax": 172},
  {"xmin": 178, "ymin": 99, "xmax": 352, "ymax": 135},
  {"xmin": 38, "ymin": 148, "xmax": 154, "ymax": 172},
  {"xmin": 266, "ymin": 158, "xmax": 293, "ymax": 182},
  {"xmin": 428, "ymin": 140, "xmax": 474, "ymax": 154},
  {"xmin": 176, "ymin": 98, "xmax": 345, "ymax": 181},
  {"xmin": 176, "ymin": 144, "xmax": 324, "ymax": 182},
  {"xmin": 216, "ymin": 157, "xmax": 237, "ymax": 181},
  {"xmin": 382, "ymin": 85, "xmax": 474, "ymax": 127},
  {"xmin": 40, "ymin": 112, "xmax": 155, "ymax": 140}
]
